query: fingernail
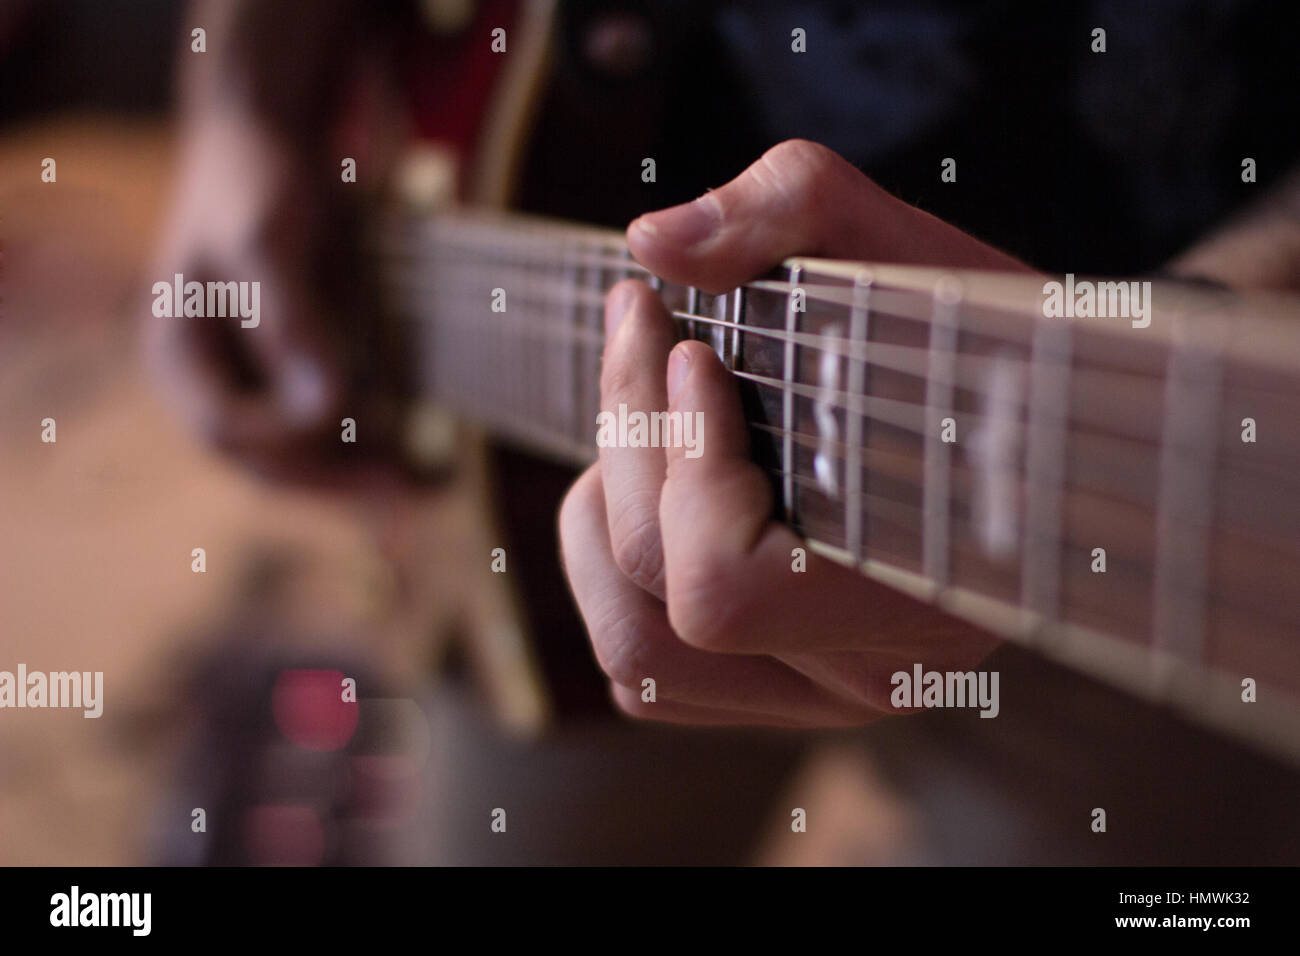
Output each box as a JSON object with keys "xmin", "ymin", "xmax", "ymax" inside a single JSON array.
[
  {"xmin": 280, "ymin": 355, "xmax": 330, "ymax": 425},
  {"xmin": 604, "ymin": 282, "xmax": 636, "ymax": 338},
  {"xmin": 667, "ymin": 345, "xmax": 691, "ymax": 403},
  {"xmin": 633, "ymin": 193, "xmax": 721, "ymax": 248}
]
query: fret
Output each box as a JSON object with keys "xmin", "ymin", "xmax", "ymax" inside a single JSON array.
[
  {"xmin": 485, "ymin": 258, "xmax": 497, "ymax": 425},
  {"xmin": 458, "ymin": 244, "xmax": 473, "ymax": 413},
  {"xmin": 711, "ymin": 291, "xmax": 729, "ymax": 363},
  {"xmin": 781, "ymin": 265, "xmax": 803, "ymax": 525},
  {"xmin": 475, "ymin": 248, "xmax": 491, "ymax": 422},
  {"xmin": 447, "ymin": 243, "xmax": 462, "ymax": 411},
  {"xmin": 513, "ymin": 253, "xmax": 527, "ymax": 433},
  {"xmin": 562, "ymin": 242, "xmax": 581, "ymax": 448},
  {"xmin": 499, "ymin": 255, "xmax": 512, "ymax": 428},
  {"xmin": 923, "ymin": 277, "xmax": 961, "ymax": 589},
  {"xmin": 812, "ymin": 324, "xmax": 842, "ymax": 497},
  {"xmin": 512, "ymin": 246, "xmax": 528, "ymax": 430},
  {"xmin": 730, "ymin": 286, "xmax": 747, "ymax": 370},
  {"xmin": 509, "ymin": 254, "xmax": 525, "ymax": 434},
  {"xmin": 1020, "ymin": 316, "xmax": 1072, "ymax": 637},
  {"xmin": 539, "ymin": 253, "xmax": 553, "ymax": 436},
  {"xmin": 1151, "ymin": 320, "xmax": 1223, "ymax": 671},
  {"xmin": 474, "ymin": 248, "xmax": 492, "ymax": 421},
  {"xmin": 449, "ymin": 243, "xmax": 464, "ymax": 411},
  {"xmin": 686, "ymin": 286, "xmax": 700, "ymax": 341},
  {"xmin": 547, "ymin": 248, "xmax": 565, "ymax": 437},
  {"xmin": 554, "ymin": 246, "xmax": 573, "ymax": 439},
  {"xmin": 844, "ymin": 271, "xmax": 872, "ymax": 564},
  {"xmin": 423, "ymin": 223, "xmax": 446, "ymax": 406}
]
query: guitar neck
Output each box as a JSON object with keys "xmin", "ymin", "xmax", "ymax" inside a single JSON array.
[{"xmin": 377, "ymin": 206, "xmax": 1300, "ymax": 763}]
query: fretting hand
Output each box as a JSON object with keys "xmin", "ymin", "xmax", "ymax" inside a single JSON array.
[{"xmin": 559, "ymin": 140, "xmax": 1025, "ymax": 725}]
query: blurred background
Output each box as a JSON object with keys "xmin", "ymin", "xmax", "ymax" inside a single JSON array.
[{"xmin": 2, "ymin": 0, "xmax": 1299, "ymax": 866}]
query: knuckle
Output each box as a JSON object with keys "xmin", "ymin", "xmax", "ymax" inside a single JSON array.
[
  {"xmin": 610, "ymin": 504, "xmax": 665, "ymax": 594},
  {"xmin": 754, "ymin": 139, "xmax": 841, "ymax": 204},
  {"xmin": 589, "ymin": 603, "xmax": 657, "ymax": 689},
  {"xmin": 607, "ymin": 278, "xmax": 652, "ymax": 315},
  {"xmin": 666, "ymin": 556, "xmax": 743, "ymax": 652},
  {"xmin": 599, "ymin": 352, "xmax": 641, "ymax": 400},
  {"xmin": 766, "ymin": 138, "xmax": 838, "ymax": 170}
]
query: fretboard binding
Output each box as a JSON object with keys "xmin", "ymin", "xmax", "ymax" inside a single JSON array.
[{"xmin": 397, "ymin": 287, "xmax": 1300, "ymax": 483}]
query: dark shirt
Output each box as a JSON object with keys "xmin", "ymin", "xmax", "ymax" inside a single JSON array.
[{"xmin": 520, "ymin": 0, "xmax": 1300, "ymax": 274}]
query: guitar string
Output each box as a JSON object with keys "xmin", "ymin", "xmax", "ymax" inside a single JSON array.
[
  {"xmin": 379, "ymin": 250, "xmax": 1257, "ymax": 380},
  {"xmin": 380, "ymin": 223, "xmax": 1288, "ymax": 350},
  {"xmin": 381, "ymin": 246, "xmax": 1055, "ymax": 338},
  {"xmin": 385, "ymin": 220, "xmax": 1297, "ymax": 484},
  {"xmin": 410, "ymin": 311, "xmax": 1300, "ymax": 559},
  {"xmin": 381, "ymin": 220, "xmax": 1300, "ymax": 404},
  {"xmin": 760, "ymin": 464, "xmax": 1295, "ymax": 627},
  {"xmin": 379, "ymin": 231, "xmax": 1300, "ymax": 528},
  {"xmin": 383, "ymin": 275, "xmax": 1300, "ymax": 565},
  {"xmin": 380, "ymin": 272, "xmax": 1300, "ymax": 468},
  {"xmin": 383, "ymin": 263, "xmax": 1150, "ymax": 399}
]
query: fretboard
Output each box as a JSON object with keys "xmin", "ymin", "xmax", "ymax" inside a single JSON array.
[{"xmin": 378, "ymin": 207, "xmax": 1300, "ymax": 763}]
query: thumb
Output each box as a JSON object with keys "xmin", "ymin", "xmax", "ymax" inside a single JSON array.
[{"xmin": 627, "ymin": 139, "xmax": 1029, "ymax": 294}]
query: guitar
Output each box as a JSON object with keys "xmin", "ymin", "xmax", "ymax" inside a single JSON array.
[
  {"xmin": 138, "ymin": 0, "xmax": 1300, "ymax": 864},
  {"xmin": 374, "ymin": 202, "xmax": 1300, "ymax": 765}
]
